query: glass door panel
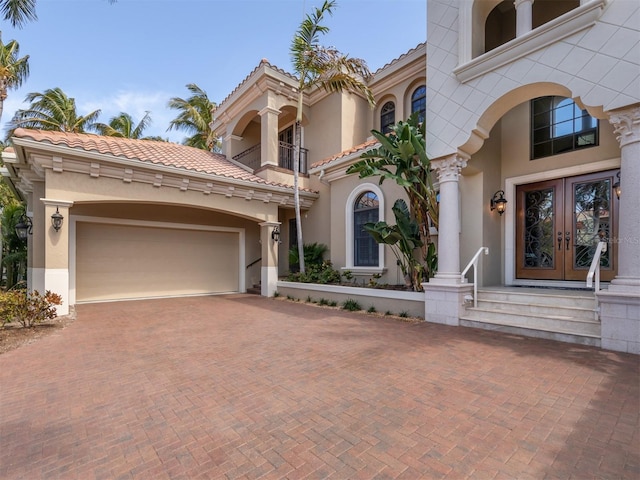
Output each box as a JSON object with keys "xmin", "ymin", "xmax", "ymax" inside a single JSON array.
[
  {"xmin": 516, "ymin": 179, "xmax": 564, "ymax": 280},
  {"xmin": 564, "ymin": 171, "xmax": 617, "ymax": 281}
]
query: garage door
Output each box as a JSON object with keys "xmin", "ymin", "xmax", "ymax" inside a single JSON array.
[{"xmin": 76, "ymin": 222, "xmax": 240, "ymax": 302}]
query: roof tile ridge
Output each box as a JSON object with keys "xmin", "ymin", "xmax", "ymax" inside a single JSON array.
[
  {"xmin": 216, "ymin": 59, "xmax": 299, "ymax": 110},
  {"xmin": 311, "ymin": 138, "xmax": 379, "ymax": 169},
  {"xmin": 372, "ymin": 42, "xmax": 427, "ymax": 76}
]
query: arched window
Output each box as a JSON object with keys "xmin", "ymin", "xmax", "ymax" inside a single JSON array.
[
  {"xmin": 411, "ymin": 86, "xmax": 426, "ymax": 124},
  {"xmin": 531, "ymin": 96, "xmax": 598, "ymax": 159},
  {"xmin": 345, "ymin": 183, "xmax": 385, "ymax": 270},
  {"xmin": 380, "ymin": 101, "xmax": 395, "ymax": 134},
  {"xmin": 354, "ymin": 192, "xmax": 379, "ymax": 267}
]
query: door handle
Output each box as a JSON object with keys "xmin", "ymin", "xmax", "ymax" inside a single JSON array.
[
  {"xmin": 557, "ymin": 232, "xmax": 563, "ymax": 250},
  {"xmin": 565, "ymin": 231, "xmax": 571, "ymax": 250}
]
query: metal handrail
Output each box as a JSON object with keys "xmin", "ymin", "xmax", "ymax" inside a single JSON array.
[
  {"xmin": 461, "ymin": 247, "xmax": 489, "ymax": 308},
  {"xmin": 586, "ymin": 241, "xmax": 607, "ymax": 291}
]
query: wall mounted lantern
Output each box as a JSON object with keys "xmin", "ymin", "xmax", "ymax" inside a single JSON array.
[
  {"xmin": 271, "ymin": 226, "xmax": 281, "ymax": 244},
  {"xmin": 51, "ymin": 207, "xmax": 64, "ymax": 232},
  {"xmin": 613, "ymin": 171, "xmax": 621, "ymax": 199},
  {"xmin": 490, "ymin": 190, "xmax": 507, "ymax": 216},
  {"xmin": 15, "ymin": 215, "xmax": 32, "ymax": 241}
]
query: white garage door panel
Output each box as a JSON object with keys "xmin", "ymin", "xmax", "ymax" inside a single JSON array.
[{"xmin": 77, "ymin": 223, "xmax": 239, "ymax": 302}]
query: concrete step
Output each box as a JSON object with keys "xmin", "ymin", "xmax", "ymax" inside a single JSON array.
[
  {"xmin": 246, "ymin": 284, "xmax": 261, "ymax": 295},
  {"xmin": 460, "ymin": 287, "xmax": 601, "ymax": 347}
]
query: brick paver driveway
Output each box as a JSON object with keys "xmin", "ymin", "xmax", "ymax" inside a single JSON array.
[{"xmin": 1, "ymin": 295, "xmax": 638, "ymax": 479}]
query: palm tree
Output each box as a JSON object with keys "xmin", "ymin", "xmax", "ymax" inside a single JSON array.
[
  {"xmin": 0, "ymin": 0, "xmax": 36, "ymax": 28},
  {"xmin": 94, "ymin": 111, "xmax": 163, "ymax": 140},
  {"xmin": 290, "ymin": 0, "xmax": 375, "ymax": 273},
  {"xmin": 0, "ymin": 35, "xmax": 29, "ymax": 124},
  {"xmin": 1, "ymin": 0, "xmax": 116, "ymax": 28},
  {"xmin": 10, "ymin": 87, "xmax": 101, "ymax": 133},
  {"xmin": 167, "ymin": 83, "xmax": 218, "ymax": 150}
]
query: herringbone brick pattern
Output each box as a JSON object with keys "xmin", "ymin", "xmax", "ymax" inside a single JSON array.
[{"xmin": 0, "ymin": 295, "xmax": 638, "ymax": 479}]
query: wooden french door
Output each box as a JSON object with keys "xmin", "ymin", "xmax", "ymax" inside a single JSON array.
[{"xmin": 516, "ymin": 170, "xmax": 618, "ymax": 281}]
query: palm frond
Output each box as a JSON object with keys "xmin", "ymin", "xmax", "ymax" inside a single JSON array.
[{"xmin": 0, "ymin": 0, "xmax": 37, "ymax": 28}]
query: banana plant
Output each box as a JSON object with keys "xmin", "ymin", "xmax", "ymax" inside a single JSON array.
[{"xmin": 364, "ymin": 199, "xmax": 424, "ymax": 291}]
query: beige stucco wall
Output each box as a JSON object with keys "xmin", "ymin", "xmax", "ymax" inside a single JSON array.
[
  {"xmin": 329, "ymin": 172, "xmax": 408, "ymax": 286},
  {"xmin": 461, "ymin": 123, "xmax": 503, "ymax": 286},
  {"xmin": 44, "ymin": 170, "xmax": 279, "ymax": 223}
]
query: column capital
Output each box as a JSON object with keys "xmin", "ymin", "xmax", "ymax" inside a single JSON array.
[
  {"xmin": 431, "ymin": 154, "xmax": 468, "ymax": 183},
  {"xmin": 608, "ymin": 105, "xmax": 640, "ymax": 148},
  {"xmin": 258, "ymin": 106, "xmax": 281, "ymax": 117}
]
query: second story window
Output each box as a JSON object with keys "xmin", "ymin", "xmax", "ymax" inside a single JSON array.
[
  {"xmin": 531, "ymin": 96, "xmax": 598, "ymax": 160},
  {"xmin": 411, "ymin": 86, "xmax": 426, "ymax": 124},
  {"xmin": 380, "ymin": 101, "xmax": 395, "ymax": 134}
]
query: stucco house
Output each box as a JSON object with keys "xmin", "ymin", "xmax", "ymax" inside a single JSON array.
[
  {"xmin": 2, "ymin": 43, "xmax": 426, "ymax": 317},
  {"xmin": 3, "ymin": 0, "xmax": 639, "ymax": 355}
]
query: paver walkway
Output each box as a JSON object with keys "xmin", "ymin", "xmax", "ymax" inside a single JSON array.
[{"xmin": 0, "ymin": 295, "xmax": 638, "ymax": 479}]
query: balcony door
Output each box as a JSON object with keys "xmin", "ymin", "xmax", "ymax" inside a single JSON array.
[{"xmin": 515, "ymin": 170, "xmax": 618, "ymax": 281}]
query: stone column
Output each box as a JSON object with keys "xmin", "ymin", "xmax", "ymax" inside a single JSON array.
[
  {"xmin": 223, "ymin": 133, "xmax": 243, "ymax": 161},
  {"xmin": 608, "ymin": 106, "xmax": 640, "ymax": 293},
  {"xmin": 597, "ymin": 105, "xmax": 640, "ymax": 354},
  {"xmin": 423, "ymin": 154, "xmax": 473, "ymax": 327},
  {"xmin": 431, "ymin": 154, "xmax": 468, "ymax": 285},
  {"xmin": 29, "ymin": 182, "xmax": 46, "ymax": 294},
  {"xmin": 259, "ymin": 106, "xmax": 280, "ymax": 169},
  {"xmin": 259, "ymin": 221, "xmax": 281, "ymax": 297},
  {"xmin": 40, "ymin": 198, "xmax": 73, "ymax": 316},
  {"xmin": 514, "ymin": 0, "xmax": 534, "ymax": 37}
]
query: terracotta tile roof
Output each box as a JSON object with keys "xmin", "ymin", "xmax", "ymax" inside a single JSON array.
[
  {"xmin": 372, "ymin": 42, "xmax": 426, "ymax": 76},
  {"xmin": 12, "ymin": 128, "xmax": 294, "ymax": 189},
  {"xmin": 311, "ymin": 138, "xmax": 379, "ymax": 169}
]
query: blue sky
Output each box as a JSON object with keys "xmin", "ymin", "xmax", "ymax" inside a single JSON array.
[{"xmin": 2, "ymin": 0, "xmax": 426, "ymax": 143}]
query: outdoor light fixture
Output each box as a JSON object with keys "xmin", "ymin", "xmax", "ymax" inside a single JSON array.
[
  {"xmin": 271, "ymin": 226, "xmax": 281, "ymax": 244},
  {"xmin": 51, "ymin": 207, "xmax": 64, "ymax": 232},
  {"xmin": 490, "ymin": 190, "xmax": 507, "ymax": 216},
  {"xmin": 15, "ymin": 215, "xmax": 32, "ymax": 241},
  {"xmin": 613, "ymin": 171, "xmax": 621, "ymax": 200}
]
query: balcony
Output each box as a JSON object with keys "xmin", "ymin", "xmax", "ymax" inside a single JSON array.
[{"xmin": 233, "ymin": 142, "xmax": 308, "ymax": 174}]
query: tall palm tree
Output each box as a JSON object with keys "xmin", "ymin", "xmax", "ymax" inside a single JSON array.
[
  {"xmin": 167, "ymin": 83, "xmax": 218, "ymax": 150},
  {"xmin": 10, "ymin": 87, "xmax": 101, "ymax": 133},
  {"xmin": 290, "ymin": 0, "xmax": 375, "ymax": 273},
  {"xmin": 94, "ymin": 111, "xmax": 163, "ymax": 140},
  {"xmin": 0, "ymin": 0, "xmax": 36, "ymax": 28},
  {"xmin": 0, "ymin": 35, "xmax": 29, "ymax": 124},
  {"xmin": 1, "ymin": 0, "xmax": 117, "ymax": 28}
]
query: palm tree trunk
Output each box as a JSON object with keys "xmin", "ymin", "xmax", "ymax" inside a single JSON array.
[{"xmin": 294, "ymin": 120, "xmax": 305, "ymax": 274}]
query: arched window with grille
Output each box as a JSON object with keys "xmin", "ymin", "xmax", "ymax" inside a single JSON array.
[
  {"xmin": 354, "ymin": 191, "xmax": 379, "ymax": 267},
  {"xmin": 345, "ymin": 183, "xmax": 385, "ymax": 270},
  {"xmin": 411, "ymin": 85, "xmax": 426, "ymax": 123},
  {"xmin": 380, "ymin": 101, "xmax": 395, "ymax": 134}
]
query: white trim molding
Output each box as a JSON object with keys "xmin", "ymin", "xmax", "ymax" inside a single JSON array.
[{"xmin": 345, "ymin": 183, "xmax": 385, "ymax": 270}]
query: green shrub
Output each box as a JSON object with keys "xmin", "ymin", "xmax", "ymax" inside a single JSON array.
[
  {"xmin": 286, "ymin": 260, "xmax": 342, "ymax": 285},
  {"xmin": 0, "ymin": 289, "xmax": 63, "ymax": 328},
  {"xmin": 328, "ymin": 300, "xmax": 337, "ymax": 307},
  {"xmin": 273, "ymin": 291, "xmax": 280, "ymax": 298},
  {"xmin": 342, "ymin": 299, "xmax": 361, "ymax": 311},
  {"xmin": 289, "ymin": 242, "xmax": 329, "ymax": 272},
  {"xmin": 367, "ymin": 306, "xmax": 377, "ymax": 313},
  {"xmin": 318, "ymin": 298, "xmax": 329, "ymax": 306},
  {"xmin": 385, "ymin": 310, "xmax": 392, "ymax": 316},
  {"xmin": 399, "ymin": 311, "xmax": 409, "ymax": 318}
]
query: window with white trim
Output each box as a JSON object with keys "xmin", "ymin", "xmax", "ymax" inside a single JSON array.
[
  {"xmin": 354, "ymin": 192, "xmax": 379, "ymax": 267},
  {"xmin": 345, "ymin": 183, "xmax": 385, "ymax": 271},
  {"xmin": 411, "ymin": 86, "xmax": 426, "ymax": 124}
]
